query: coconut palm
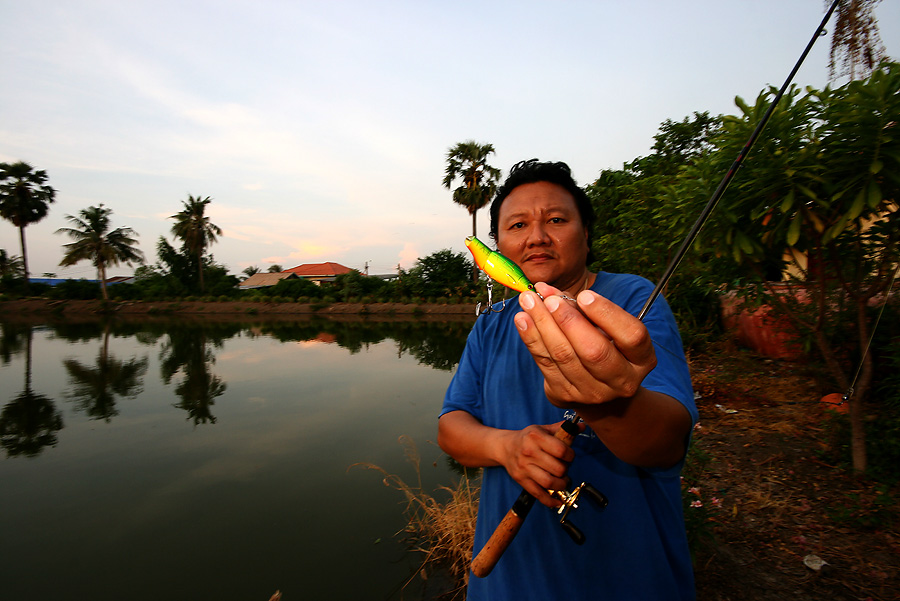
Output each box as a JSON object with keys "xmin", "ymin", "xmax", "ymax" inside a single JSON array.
[
  {"xmin": 0, "ymin": 249, "xmax": 25, "ymax": 279},
  {"xmin": 170, "ymin": 195, "xmax": 222, "ymax": 293},
  {"xmin": 442, "ymin": 141, "xmax": 501, "ymax": 240},
  {"xmin": 0, "ymin": 162, "xmax": 56, "ymax": 288},
  {"xmin": 242, "ymin": 265, "xmax": 261, "ymax": 278},
  {"xmin": 56, "ymin": 204, "xmax": 144, "ymax": 300}
]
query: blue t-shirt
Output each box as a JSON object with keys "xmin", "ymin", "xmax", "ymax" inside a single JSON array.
[{"xmin": 441, "ymin": 272, "xmax": 698, "ymax": 601}]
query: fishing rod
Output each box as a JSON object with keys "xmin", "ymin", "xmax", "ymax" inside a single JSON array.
[{"xmin": 466, "ymin": 0, "xmax": 842, "ymax": 579}]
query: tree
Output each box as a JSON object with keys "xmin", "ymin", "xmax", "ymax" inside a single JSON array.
[
  {"xmin": 405, "ymin": 249, "xmax": 474, "ymax": 298},
  {"xmin": 242, "ymin": 266, "xmax": 261, "ymax": 278},
  {"xmin": 56, "ymin": 204, "xmax": 144, "ymax": 301},
  {"xmin": 443, "ymin": 141, "xmax": 501, "ymax": 240},
  {"xmin": 586, "ymin": 112, "xmax": 730, "ymax": 340},
  {"xmin": 828, "ymin": 0, "xmax": 887, "ymax": 82},
  {"xmin": 0, "ymin": 250, "xmax": 25, "ymax": 279},
  {"xmin": 0, "ymin": 162, "xmax": 56, "ymax": 288},
  {"xmin": 170, "ymin": 195, "xmax": 222, "ymax": 293},
  {"xmin": 684, "ymin": 63, "xmax": 900, "ymax": 473}
]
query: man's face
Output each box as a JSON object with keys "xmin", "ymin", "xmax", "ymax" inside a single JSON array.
[{"xmin": 496, "ymin": 181, "xmax": 589, "ymax": 291}]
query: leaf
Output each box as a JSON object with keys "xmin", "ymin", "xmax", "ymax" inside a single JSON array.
[
  {"xmin": 849, "ymin": 188, "xmax": 866, "ymax": 220},
  {"xmin": 737, "ymin": 231, "xmax": 754, "ymax": 254},
  {"xmin": 787, "ymin": 213, "xmax": 802, "ymax": 246},
  {"xmin": 824, "ymin": 213, "xmax": 849, "ymax": 244},
  {"xmin": 867, "ymin": 181, "xmax": 882, "ymax": 208},
  {"xmin": 795, "ymin": 184, "xmax": 818, "ymax": 201},
  {"xmin": 780, "ymin": 189, "xmax": 795, "ymax": 213},
  {"xmin": 870, "ymin": 159, "xmax": 883, "ymax": 174}
]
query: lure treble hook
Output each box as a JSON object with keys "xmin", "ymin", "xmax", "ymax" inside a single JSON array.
[{"xmin": 476, "ymin": 281, "xmax": 508, "ymax": 315}]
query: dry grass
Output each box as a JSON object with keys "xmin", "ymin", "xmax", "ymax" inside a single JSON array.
[{"xmin": 352, "ymin": 436, "xmax": 478, "ymax": 600}]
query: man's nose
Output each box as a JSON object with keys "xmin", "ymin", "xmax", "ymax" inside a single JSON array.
[{"xmin": 526, "ymin": 223, "xmax": 551, "ymax": 245}]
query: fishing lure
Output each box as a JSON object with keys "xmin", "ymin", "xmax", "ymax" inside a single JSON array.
[
  {"xmin": 466, "ymin": 236, "xmax": 581, "ymax": 314},
  {"xmin": 465, "ymin": 236, "xmax": 535, "ymax": 292},
  {"xmin": 465, "ymin": 235, "xmax": 533, "ymax": 314}
]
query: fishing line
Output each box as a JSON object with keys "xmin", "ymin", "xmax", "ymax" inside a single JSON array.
[
  {"xmin": 844, "ymin": 264, "xmax": 900, "ymax": 403},
  {"xmin": 637, "ymin": 0, "xmax": 842, "ymax": 322}
]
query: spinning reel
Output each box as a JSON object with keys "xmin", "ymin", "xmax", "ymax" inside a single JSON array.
[{"xmin": 549, "ymin": 481, "xmax": 609, "ymax": 544}]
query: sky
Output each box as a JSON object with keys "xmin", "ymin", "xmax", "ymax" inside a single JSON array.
[{"xmin": 2, "ymin": 0, "xmax": 898, "ymax": 280}]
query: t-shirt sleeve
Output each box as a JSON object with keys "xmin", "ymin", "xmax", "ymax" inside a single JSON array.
[{"xmin": 440, "ymin": 320, "xmax": 485, "ymax": 421}]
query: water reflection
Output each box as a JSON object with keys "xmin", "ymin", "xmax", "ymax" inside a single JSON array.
[
  {"xmin": 0, "ymin": 325, "xmax": 63, "ymax": 457},
  {"xmin": 63, "ymin": 323, "xmax": 149, "ymax": 421},
  {"xmin": 160, "ymin": 325, "xmax": 230, "ymax": 425},
  {"xmin": 0, "ymin": 313, "xmax": 474, "ymax": 601},
  {"xmin": 0, "ymin": 315, "xmax": 472, "ymax": 454}
]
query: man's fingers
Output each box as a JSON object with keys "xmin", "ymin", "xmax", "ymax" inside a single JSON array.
[{"xmin": 576, "ymin": 290, "xmax": 656, "ymax": 367}]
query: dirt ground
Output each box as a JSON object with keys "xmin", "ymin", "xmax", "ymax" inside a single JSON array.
[{"xmin": 688, "ymin": 340, "xmax": 899, "ymax": 601}]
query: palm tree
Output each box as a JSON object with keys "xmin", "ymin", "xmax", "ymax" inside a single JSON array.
[
  {"xmin": 242, "ymin": 265, "xmax": 261, "ymax": 278},
  {"xmin": 442, "ymin": 141, "xmax": 501, "ymax": 240},
  {"xmin": 56, "ymin": 204, "xmax": 144, "ymax": 300},
  {"xmin": 170, "ymin": 195, "xmax": 222, "ymax": 293},
  {"xmin": 0, "ymin": 162, "xmax": 56, "ymax": 289},
  {"xmin": 0, "ymin": 249, "xmax": 25, "ymax": 279}
]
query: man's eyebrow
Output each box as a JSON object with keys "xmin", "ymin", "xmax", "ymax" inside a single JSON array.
[{"xmin": 501, "ymin": 205, "xmax": 573, "ymax": 221}]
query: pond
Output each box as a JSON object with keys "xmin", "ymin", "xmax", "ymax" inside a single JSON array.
[{"xmin": 0, "ymin": 314, "xmax": 476, "ymax": 601}]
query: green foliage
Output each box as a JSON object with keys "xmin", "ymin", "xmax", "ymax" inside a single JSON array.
[
  {"xmin": 330, "ymin": 270, "xmax": 390, "ymax": 301},
  {"xmin": 0, "ymin": 250, "xmax": 24, "ymax": 279},
  {"xmin": 827, "ymin": 483, "xmax": 896, "ymax": 529},
  {"xmin": 586, "ymin": 111, "xmax": 730, "ymax": 349},
  {"xmin": 443, "ymin": 140, "xmax": 501, "ymax": 240},
  {"xmin": 55, "ymin": 204, "xmax": 144, "ymax": 300},
  {"xmin": 681, "ymin": 434, "xmax": 722, "ymax": 561},
  {"xmin": 402, "ymin": 249, "xmax": 474, "ymax": 299},
  {"xmin": 48, "ymin": 279, "xmax": 102, "ymax": 300},
  {"xmin": 0, "ymin": 161, "xmax": 56, "ymax": 284},
  {"xmin": 262, "ymin": 277, "xmax": 323, "ymax": 300},
  {"xmin": 168, "ymin": 195, "xmax": 222, "ymax": 293}
]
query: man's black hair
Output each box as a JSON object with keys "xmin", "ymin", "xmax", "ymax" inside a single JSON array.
[{"xmin": 488, "ymin": 159, "xmax": 596, "ymax": 263}]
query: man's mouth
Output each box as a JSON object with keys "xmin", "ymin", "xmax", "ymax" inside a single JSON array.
[{"xmin": 523, "ymin": 253, "xmax": 554, "ymax": 263}]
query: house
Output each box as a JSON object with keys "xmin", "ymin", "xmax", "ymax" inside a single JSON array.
[
  {"xmin": 238, "ymin": 272, "xmax": 299, "ymax": 290},
  {"xmin": 283, "ymin": 262, "xmax": 353, "ymax": 284}
]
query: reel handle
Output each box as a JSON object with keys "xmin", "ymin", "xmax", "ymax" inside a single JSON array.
[{"xmin": 470, "ymin": 419, "xmax": 580, "ymax": 578}]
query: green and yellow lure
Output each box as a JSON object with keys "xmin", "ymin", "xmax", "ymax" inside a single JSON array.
[{"xmin": 465, "ymin": 236, "xmax": 535, "ymax": 294}]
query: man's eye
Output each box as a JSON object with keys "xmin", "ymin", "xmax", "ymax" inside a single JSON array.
[
  {"xmin": 549, "ymin": 217, "xmax": 565, "ymax": 224},
  {"xmin": 509, "ymin": 222, "xmax": 524, "ymax": 230}
]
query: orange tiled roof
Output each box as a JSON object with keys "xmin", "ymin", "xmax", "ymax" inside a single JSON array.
[{"xmin": 283, "ymin": 262, "xmax": 353, "ymax": 277}]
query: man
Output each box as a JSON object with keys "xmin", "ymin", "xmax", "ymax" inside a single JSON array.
[{"xmin": 439, "ymin": 159, "xmax": 697, "ymax": 600}]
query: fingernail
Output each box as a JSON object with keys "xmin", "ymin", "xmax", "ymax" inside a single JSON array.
[
  {"xmin": 514, "ymin": 314, "xmax": 528, "ymax": 331},
  {"xmin": 520, "ymin": 292, "xmax": 535, "ymax": 310},
  {"xmin": 578, "ymin": 290, "xmax": 595, "ymax": 305},
  {"xmin": 545, "ymin": 295, "xmax": 561, "ymax": 313}
]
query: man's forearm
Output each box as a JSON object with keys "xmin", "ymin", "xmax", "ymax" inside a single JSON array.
[{"xmin": 576, "ymin": 388, "xmax": 692, "ymax": 469}]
